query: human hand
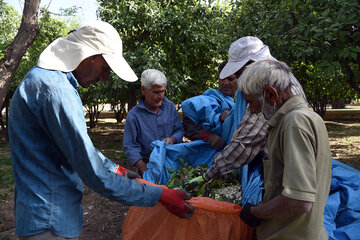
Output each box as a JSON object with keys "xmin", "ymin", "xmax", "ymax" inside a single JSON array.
[
  {"xmin": 220, "ymin": 110, "xmax": 230, "ymax": 123},
  {"xmin": 240, "ymin": 203, "xmax": 262, "ymax": 227},
  {"xmin": 113, "ymin": 165, "xmax": 141, "ymax": 179},
  {"xmin": 188, "ymin": 173, "xmax": 209, "ymax": 185},
  {"xmin": 163, "ymin": 136, "xmax": 177, "ymax": 145},
  {"xmin": 184, "ymin": 173, "xmax": 209, "ymax": 191},
  {"xmin": 207, "ymin": 133, "xmax": 226, "ymax": 150},
  {"xmin": 135, "ymin": 160, "xmax": 147, "ymax": 176},
  {"xmin": 159, "ymin": 189, "xmax": 194, "ymax": 218}
]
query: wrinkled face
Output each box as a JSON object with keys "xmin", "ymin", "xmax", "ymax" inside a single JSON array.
[
  {"xmin": 73, "ymin": 55, "xmax": 111, "ymax": 88},
  {"xmin": 243, "ymin": 94, "xmax": 262, "ymax": 114},
  {"xmin": 219, "ymin": 74, "xmax": 238, "ymax": 98},
  {"xmin": 244, "ymin": 93, "xmax": 275, "ymax": 120},
  {"xmin": 141, "ymin": 85, "xmax": 166, "ymax": 111}
]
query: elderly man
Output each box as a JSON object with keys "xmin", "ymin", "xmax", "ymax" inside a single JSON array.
[
  {"xmin": 239, "ymin": 60, "xmax": 331, "ymax": 239},
  {"xmin": 123, "ymin": 69, "xmax": 184, "ymax": 175},
  {"xmin": 9, "ymin": 21, "xmax": 191, "ymax": 240},
  {"xmin": 181, "ymin": 61, "xmax": 238, "ymax": 150}
]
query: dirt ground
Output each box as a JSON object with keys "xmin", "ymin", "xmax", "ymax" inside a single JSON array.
[{"xmin": 1, "ymin": 119, "xmax": 360, "ymax": 240}]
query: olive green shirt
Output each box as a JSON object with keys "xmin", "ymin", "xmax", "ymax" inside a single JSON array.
[{"xmin": 258, "ymin": 95, "xmax": 331, "ymax": 240}]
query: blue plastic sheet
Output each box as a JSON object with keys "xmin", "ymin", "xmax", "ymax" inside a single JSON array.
[
  {"xmin": 325, "ymin": 159, "xmax": 360, "ymax": 240},
  {"xmin": 181, "ymin": 89, "xmax": 235, "ymax": 136}
]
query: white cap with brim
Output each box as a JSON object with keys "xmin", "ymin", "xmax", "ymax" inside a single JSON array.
[
  {"xmin": 220, "ymin": 36, "xmax": 276, "ymax": 79},
  {"xmin": 38, "ymin": 21, "xmax": 138, "ymax": 82}
]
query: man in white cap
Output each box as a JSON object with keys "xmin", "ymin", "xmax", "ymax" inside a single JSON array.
[
  {"xmin": 187, "ymin": 37, "xmax": 306, "ymax": 190},
  {"xmin": 8, "ymin": 21, "xmax": 192, "ymax": 239}
]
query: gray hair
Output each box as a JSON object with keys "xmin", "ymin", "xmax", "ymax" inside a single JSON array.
[
  {"xmin": 238, "ymin": 60, "xmax": 293, "ymax": 97},
  {"xmin": 140, "ymin": 69, "xmax": 167, "ymax": 90}
]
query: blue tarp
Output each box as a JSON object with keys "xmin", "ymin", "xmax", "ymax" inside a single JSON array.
[
  {"xmin": 181, "ymin": 89, "xmax": 235, "ymax": 136},
  {"xmin": 143, "ymin": 89, "xmax": 360, "ymax": 239}
]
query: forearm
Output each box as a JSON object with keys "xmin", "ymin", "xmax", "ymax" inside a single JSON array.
[
  {"xmin": 251, "ymin": 194, "xmax": 313, "ymax": 219},
  {"xmin": 206, "ymin": 111, "xmax": 268, "ymax": 179},
  {"xmin": 182, "ymin": 116, "xmax": 204, "ymax": 140}
]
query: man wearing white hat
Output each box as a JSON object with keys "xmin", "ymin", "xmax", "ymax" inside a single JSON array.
[
  {"xmin": 9, "ymin": 21, "xmax": 192, "ymax": 239},
  {"xmin": 187, "ymin": 37, "xmax": 306, "ymax": 190}
]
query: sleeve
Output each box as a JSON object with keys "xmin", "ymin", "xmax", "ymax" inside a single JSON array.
[
  {"xmin": 170, "ymin": 103, "xmax": 185, "ymax": 143},
  {"xmin": 42, "ymin": 87, "xmax": 162, "ymax": 207},
  {"xmin": 206, "ymin": 109, "xmax": 267, "ymax": 179},
  {"xmin": 123, "ymin": 112, "xmax": 144, "ymax": 166},
  {"xmin": 282, "ymin": 121, "xmax": 317, "ymax": 202},
  {"xmin": 182, "ymin": 115, "xmax": 204, "ymax": 140}
]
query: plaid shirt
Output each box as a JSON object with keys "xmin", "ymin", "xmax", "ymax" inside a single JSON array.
[{"xmin": 205, "ymin": 75, "xmax": 306, "ymax": 179}]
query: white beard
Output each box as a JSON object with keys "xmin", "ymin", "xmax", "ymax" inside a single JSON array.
[{"xmin": 262, "ymin": 100, "xmax": 275, "ymax": 121}]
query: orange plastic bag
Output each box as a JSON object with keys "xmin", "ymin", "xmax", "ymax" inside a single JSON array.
[{"xmin": 122, "ymin": 179, "xmax": 253, "ymax": 240}]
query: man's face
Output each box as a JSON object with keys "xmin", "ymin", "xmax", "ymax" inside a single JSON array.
[
  {"xmin": 74, "ymin": 55, "xmax": 111, "ymax": 88},
  {"xmin": 243, "ymin": 94, "xmax": 262, "ymax": 114},
  {"xmin": 219, "ymin": 74, "xmax": 238, "ymax": 98},
  {"xmin": 141, "ymin": 85, "xmax": 166, "ymax": 111},
  {"xmin": 244, "ymin": 93, "xmax": 276, "ymax": 120}
]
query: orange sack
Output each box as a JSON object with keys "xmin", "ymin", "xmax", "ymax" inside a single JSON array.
[{"xmin": 122, "ymin": 179, "xmax": 254, "ymax": 240}]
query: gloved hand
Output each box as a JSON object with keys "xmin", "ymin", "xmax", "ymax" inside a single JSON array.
[
  {"xmin": 207, "ymin": 133, "xmax": 226, "ymax": 150},
  {"xmin": 184, "ymin": 173, "xmax": 210, "ymax": 191},
  {"xmin": 163, "ymin": 136, "xmax": 177, "ymax": 145},
  {"xmin": 113, "ymin": 165, "xmax": 141, "ymax": 179},
  {"xmin": 220, "ymin": 110, "xmax": 230, "ymax": 123},
  {"xmin": 159, "ymin": 188, "xmax": 194, "ymax": 218},
  {"xmin": 240, "ymin": 203, "xmax": 262, "ymax": 227},
  {"xmin": 187, "ymin": 173, "xmax": 209, "ymax": 185}
]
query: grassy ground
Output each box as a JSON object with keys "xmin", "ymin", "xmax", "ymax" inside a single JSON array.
[{"xmin": 0, "ymin": 118, "xmax": 360, "ymax": 239}]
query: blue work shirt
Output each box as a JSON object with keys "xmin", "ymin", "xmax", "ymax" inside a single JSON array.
[
  {"xmin": 123, "ymin": 96, "xmax": 184, "ymax": 166},
  {"xmin": 8, "ymin": 66, "xmax": 162, "ymax": 238}
]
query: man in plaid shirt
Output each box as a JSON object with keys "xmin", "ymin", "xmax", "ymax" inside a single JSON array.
[{"xmin": 188, "ymin": 36, "xmax": 306, "ymax": 182}]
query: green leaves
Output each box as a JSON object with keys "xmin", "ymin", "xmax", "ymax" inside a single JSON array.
[{"xmin": 165, "ymin": 160, "xmax": 242, "ymax": 204}]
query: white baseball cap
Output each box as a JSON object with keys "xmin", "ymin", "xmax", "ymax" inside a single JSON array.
[
  {"xmin": 220, "ymin": 36, "xmax": 276, "ymax": 79},
  {"xmin": 38, "ymin": 21, "xmax": 138, "ymax": 82}
]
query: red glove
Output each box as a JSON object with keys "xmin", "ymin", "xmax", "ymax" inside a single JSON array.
[
  {"xmin": 159, "ymin": 188, "xmax": 194, "ymax": 218},
  {"xmin": 200, "ymin": 130, "xmax": 226, "ymax": 150},
  {"xmin": 113, "ymin": 165, "xmax": 141, "ymax": 179}
]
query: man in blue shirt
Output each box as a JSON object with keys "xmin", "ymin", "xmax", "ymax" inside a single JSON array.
[
  {"xmin": 123, "ymin": 69, "xmax": 184, "ymax": 175},
  {"xmin": 9, "ymin": 21, "xmax": 192, "ymax": 239}
]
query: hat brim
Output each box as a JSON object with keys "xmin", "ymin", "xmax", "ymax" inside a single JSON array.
[
  {"xmin": 220, "ymin": 46, "xmax": 277, "ymax": 79},
  {"xmin": 103, "ymin": 54, "xmax": 138, "ymax": 82},
  {"xmin": 219, "ymin": 59, "xmax": 249, "ymax": 79}
]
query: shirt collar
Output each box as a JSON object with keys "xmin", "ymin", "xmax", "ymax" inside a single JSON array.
[
  {"xmin": 64, "ymin": 72, "xmax": 79, "ymax": 89},
  {"xmin": 138, "ymin": 96, "xmax": 167, "ymax": 114},
  {"xmin": 268, "ymin": 95, "xmax": 306, "ymax": 129}
]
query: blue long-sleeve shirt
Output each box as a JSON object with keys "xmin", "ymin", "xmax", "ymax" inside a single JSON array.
[
  {"xmin": 8, "ymin": 66, "xmax": 162, "ymax": 238},
  {"xmin": 123, "ymin": 96, "xmax": 184, "ymax": 166}
]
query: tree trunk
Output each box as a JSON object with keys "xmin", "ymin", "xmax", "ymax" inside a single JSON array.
[
  {"xmin": 0, "ymin": 0, "xmax": 41, "ymax": 109},
  {"xmin": 128, "ymin": 83, "xmax": 138, "ymax": 111},
  {"xmin": 112, "ymin": 103, "xmax": 126, "ymax": 123}
]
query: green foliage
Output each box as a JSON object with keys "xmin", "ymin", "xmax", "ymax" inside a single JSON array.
[
  {"xmin": 166, "ymin": 160, "xmax": 242, "ymax": 204},
  {"xmin": 0, "ymin": 1, "xmax": 21, "ymax": 59},
  {"xmin": 79, "ymin": 82, "xmax": 107, "ymax": 128},
  {"xmin": 227, "ymin": 0, "xmax": 360, "ymax": 113},
  {"xmin": 98, "ymin": 0, "xmax": 231, "ymax": 104}
]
